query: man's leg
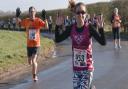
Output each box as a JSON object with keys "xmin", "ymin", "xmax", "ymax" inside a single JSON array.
[
  {"xmin": 27, "ymin": 47, "xmax": 32, "ymax": 65},
  {"xmin": 27, "ymin": 47, "xmax": 39, "ymax": 81},
  {"xmin": 28, "ymin": 57, "xmax": 32, "ymax": 65},
  {"xmin": 31, "ymin": 54, "xmax": 38, "ymax": 81}
]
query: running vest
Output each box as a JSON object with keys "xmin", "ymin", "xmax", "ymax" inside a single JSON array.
[{"xmin": 70, "ymin": 23, "xmax": 93, "ymax": 71}]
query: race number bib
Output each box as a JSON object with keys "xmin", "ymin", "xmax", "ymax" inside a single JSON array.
[
  {"xmin": 73, "ymin": 48, "xmax": 87, "ymax": 67},
  {"xmin": 29, "ymin": 29, "xmax": 36, "ymax": 40}
]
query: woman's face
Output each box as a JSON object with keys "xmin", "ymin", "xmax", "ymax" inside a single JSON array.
[
  {"xmin": 114, "ymin": 8, "xmax": 118, "ymax": 15},
  {"xmin": 75, "ymin": 5, "xmax": 86, "ymax": 23}
]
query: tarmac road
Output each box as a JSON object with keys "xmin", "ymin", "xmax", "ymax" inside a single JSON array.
[{"xmin": 1, "ymin": 37, "xmax": 128, "ymax": 89}]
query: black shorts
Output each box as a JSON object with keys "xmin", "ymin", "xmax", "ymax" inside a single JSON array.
[{"xmin": 27, "ymin": 47, "xmax": 39, "ymax": 57}]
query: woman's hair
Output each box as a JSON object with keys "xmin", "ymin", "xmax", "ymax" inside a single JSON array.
[
  {"xmin": 29, "ymin": 6, "xmax": 36, "ymax": 12},
  {"xmin": 114, "ymin": 8, "xmax": 118, "ymax": 11},
  {"xmin": 68, "ymin": 1, "xmax": 86, "ymax": 13}
]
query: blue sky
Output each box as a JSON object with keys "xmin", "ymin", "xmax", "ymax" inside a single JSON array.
[{"xmin": 0, "ymin": 0, "xmax": 110, "ymax": 12}]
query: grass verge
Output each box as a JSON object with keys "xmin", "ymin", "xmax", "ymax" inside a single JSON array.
[{"xmin": 0, "ymin": 30, "xmax": 54, "ymax": 73}]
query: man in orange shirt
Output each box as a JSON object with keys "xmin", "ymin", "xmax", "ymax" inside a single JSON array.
[{"xmin": 16, "ymin": 6, "xmax": 48, "ymax": 81}]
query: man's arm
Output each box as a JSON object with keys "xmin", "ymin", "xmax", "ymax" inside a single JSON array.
[{"xmin": 43, "ymin": 19, "xmax": 49, "ymax": 30}]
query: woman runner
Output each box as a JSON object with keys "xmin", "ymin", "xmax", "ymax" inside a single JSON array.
[{"xmin": 55, "ymin": 1, "xmax": 106, "ymax": 89}]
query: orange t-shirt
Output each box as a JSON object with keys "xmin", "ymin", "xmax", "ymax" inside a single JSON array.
[{"xmin": 20, "ymin": 17, "xmax": 45, "ymax": 47}]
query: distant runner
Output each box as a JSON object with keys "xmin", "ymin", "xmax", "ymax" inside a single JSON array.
[
  {"xmin": 111, "ymin": 8, "xmax": 122, "ymax": 48},
  {"xmin": 16, "ymin": 6, "xmax": 48, "ymax": 82}
]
